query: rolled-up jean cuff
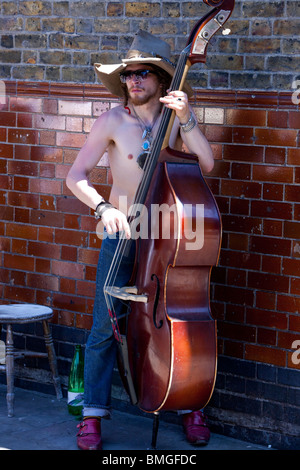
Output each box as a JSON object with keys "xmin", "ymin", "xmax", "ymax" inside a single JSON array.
[{"xmin": 83, "ymin": 407, "xmax": 111, "ymax": 419}]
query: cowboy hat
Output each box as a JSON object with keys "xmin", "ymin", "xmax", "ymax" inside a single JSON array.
[{"xmin": 94, "ymin": 29, "xmax": 193, "ymax": 97}]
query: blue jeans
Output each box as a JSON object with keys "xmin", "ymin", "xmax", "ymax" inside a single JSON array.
[{"xmin": 83, "ymin": 232, "xmax": 135, "ymax": 418}]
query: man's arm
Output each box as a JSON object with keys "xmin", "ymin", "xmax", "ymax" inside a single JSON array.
[
  {"xmin": 160, "ymin": 91, "xmax": 214, "ymax": 173},
  {"xmin": 66, "ymin": 112, "xmax": 110, "ymax": 210},
  {"xmin": 66, "ymin": 112, "xmax": 131, "ymax": 239}
]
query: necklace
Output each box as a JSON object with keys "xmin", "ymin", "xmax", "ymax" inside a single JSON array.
[{"xmin": 131, "ymin": 105, "xmax": 160, "ymax": 170}]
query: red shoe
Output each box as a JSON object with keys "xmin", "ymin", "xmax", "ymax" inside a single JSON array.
[
  {"xmin": 77, "ymin": 418, "xmax": 102, "ymax": 450},
  {"xmin": 182, "ymin": 410, "xmax": 210, "ymax": 446}
]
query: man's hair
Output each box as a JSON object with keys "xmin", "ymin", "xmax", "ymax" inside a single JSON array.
[{"xmin": 120, "ymin": 64, "xmax": 172, "ymax": 106}]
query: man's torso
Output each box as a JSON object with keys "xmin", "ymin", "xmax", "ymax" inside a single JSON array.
[{"xmin": 106, "ymin": 105, "xmax": 180, "ymax": 212}]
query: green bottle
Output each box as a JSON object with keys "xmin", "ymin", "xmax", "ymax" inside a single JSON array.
[{"xmin": 68, "ymin": 345, "xmax": 84, "ymax": 416}]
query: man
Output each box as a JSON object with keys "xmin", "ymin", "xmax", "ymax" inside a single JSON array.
[{"xmin": 66, "ymin": 30, "xmax": 214, "ymax": 451}]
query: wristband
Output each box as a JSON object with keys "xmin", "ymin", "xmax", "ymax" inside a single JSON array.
[
  {"xmin": 94, "ymin": 200, "xmax": 114, "ymax": 220},
  {"xmin": 179, "ymin": 114, "xmax": 197, "ymax": 133}
]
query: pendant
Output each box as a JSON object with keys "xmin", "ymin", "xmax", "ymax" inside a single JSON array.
[
  {"xmin": 138, "ymin": 127, "xmax": 153, "ymax": 170},
  {"xmin": 142, "ymin": 128, "xmax": 152, "ymax": 140},
  {"xmin": 142, "ymin": 140, "xmax": 151, "ymax": 151},
  {"xmin": 137, "ymin": 150, "xmax": 148, "ymax": 170}
]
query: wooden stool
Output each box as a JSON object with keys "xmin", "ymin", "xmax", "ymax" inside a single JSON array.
[{"xmin": 0, "ymin": 303, "xmax": 62, "ymax": 417}]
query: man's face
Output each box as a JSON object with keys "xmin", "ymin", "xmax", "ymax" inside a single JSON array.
[{"xmin": 124, "ymin": 64, "xmax": 162, "ymax": 106}]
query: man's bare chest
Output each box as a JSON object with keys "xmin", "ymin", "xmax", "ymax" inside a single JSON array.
[{"xmin": 117, "ymin": 118, "xmax": 158, "ymax": 153}]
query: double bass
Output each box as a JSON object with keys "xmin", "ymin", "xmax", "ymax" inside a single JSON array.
[{"xmin": 104, "ymin": 0, "xmax": 235, "ymax": 447}]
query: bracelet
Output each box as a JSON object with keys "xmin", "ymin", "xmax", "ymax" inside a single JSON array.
[
  {"xmin": 94, "ymin": 200, "xmax": 114, "ymax": 220},
  {"xmin": 179, "ymin": 114, "xmax": 197, "ymax": 133}
]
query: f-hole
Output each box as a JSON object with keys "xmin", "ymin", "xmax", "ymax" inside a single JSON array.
[{"xmin": 151, "ymin": 274, "xmax": 163, "ymax": 329}]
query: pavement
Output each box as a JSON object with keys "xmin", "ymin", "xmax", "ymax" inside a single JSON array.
[{"xmin": 0, "ymin": 384, "xmax": 270, "ymax": 452}]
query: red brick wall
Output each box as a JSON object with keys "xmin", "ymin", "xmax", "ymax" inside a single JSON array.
[
  {"xmin": 0, "ymin": 81, "xmax": 299, "ymax": 448},
  {"xmin": 0, "ymin": 82, "xmax": 299, "ymax": 375},
  {"xmin": 204, "ymin": 92, "xmax": 300, "ymax": 372}
]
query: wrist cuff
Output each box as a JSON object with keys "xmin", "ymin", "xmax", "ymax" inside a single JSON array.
[
  {"xmin": 94, "ymin": 201, "xmax": 114, "ymax": 220},
  {"xmin": 179, "ymin": 114, "xmax": 197, "ymax": 133}
]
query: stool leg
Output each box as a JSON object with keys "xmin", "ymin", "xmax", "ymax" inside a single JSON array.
[
  {"xmin": 6, "ymin": 324, "xmax": 14, "ymax": 417},
  {"xmin": 42, "ymin": 320, "xmax": 63, "ymax": 400}
]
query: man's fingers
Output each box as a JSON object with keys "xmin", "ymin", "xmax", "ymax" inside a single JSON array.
[{"xmin": 102, "ymin": 208, "xmax": 131, "ymax": 239}]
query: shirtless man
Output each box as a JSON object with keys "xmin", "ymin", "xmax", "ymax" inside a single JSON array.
[{"xmin": 66, "ymin": 30, "xmax": 214, "ymax": 450}]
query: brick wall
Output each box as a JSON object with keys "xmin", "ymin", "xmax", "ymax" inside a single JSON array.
[
  {"xmin": 0, "ymin": 0, "xmax": 299, "ymax": 92},
  {"xmin": 0, "ymin": 82, "xmax": 299, "ymax": 449},
  {"xmin": 0, "ymin": 0, "xmax": 299, "ymax": 450}
]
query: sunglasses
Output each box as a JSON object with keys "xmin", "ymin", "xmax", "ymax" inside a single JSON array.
[{"xmin": 119, "ymin": 69, "xmax": 157, "ymax": 83}]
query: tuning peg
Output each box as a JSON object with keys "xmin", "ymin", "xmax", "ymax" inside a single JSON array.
[
  {"xmin": 222, "ymin": 28, "xmax": 231, "ymax": 35},
  {"xmin": 214, "ymin": 13, "xmax": 231, "ymax": 35}
]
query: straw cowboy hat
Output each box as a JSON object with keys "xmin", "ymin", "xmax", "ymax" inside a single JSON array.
[{"xmin": 94, "ymin": 29, "xmax": 193, "ymax": 98}]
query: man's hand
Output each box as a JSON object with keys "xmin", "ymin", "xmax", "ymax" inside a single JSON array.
[
  {"xmin": 159, "ymin": 90, "xmax": 190, "ymax": 124},
  {"xmin": 101, "ymin": 207, "xmax": 131, "ymax": 239}
]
